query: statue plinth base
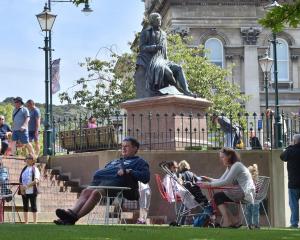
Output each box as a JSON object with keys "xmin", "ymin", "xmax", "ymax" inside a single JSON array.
[{"xmin": 120, "ymin": 95, "xmax": 212, "ymax": 150}]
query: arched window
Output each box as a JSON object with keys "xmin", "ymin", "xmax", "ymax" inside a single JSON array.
[
  {"xmin": 270, "ymin": 38, "xmax": 289, "ymax": 82},
  {"xmin": 204, "ymin": 38, "xmax": 224, "ymax": 68}
]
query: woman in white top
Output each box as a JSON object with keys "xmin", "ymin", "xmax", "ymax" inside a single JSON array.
[
  {"xmin": 19, "ymin": 153, "xmax": 40, "ymax": 224},
  {"xmin": 201, "ymin": 148, "xmax": 255, "ymax": 227}
]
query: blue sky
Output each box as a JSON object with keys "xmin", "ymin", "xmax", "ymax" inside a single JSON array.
[{"xmin": 0, "ymin": 0, "xmax": 145, "ymax": 105}]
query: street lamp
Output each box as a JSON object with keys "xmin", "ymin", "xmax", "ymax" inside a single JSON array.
[
  {"xmin": 81, "ymin": 0, "xmax": 93, "ymax": 15},
  {"xmin": 259, "ymin": 50, "xmax": 273, "ymax": 142},
  {"xmin": 264, "ymin": 0, "xmax": 283, "ymax": 148},
  {"xmin": 46, "ymin": 0, "xmax": 93, "ymax": 155},
  {"xmin": 36, "ymin": 4, "xmax": 57, "ymax": 156}
]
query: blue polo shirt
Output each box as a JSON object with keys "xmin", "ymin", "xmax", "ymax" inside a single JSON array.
[{"xmin": 28, "ymin": 107, "xmax": 41, "ymax": 132}]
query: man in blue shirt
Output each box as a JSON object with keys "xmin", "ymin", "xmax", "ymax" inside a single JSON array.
[
  {"xmin": 54, "ymin": 137, "xmax": 150, "ymax": 225},
  {"xmin": 0, "ymin": 115, "xmax": 12, "ymax": 155},
  {"xmin": 11, "ymin": 97, "xmax": 34, "ymax": 156},
  {"xmin": 26, "ymin": 100, "xmax": 41, "ymax": 156}
]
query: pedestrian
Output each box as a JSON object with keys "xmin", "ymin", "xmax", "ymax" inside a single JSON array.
[
  {"xmin": 19, "ymin": 153, "xmax": 40, "ymax": 224},
  {"xmin": 11, "ymin": 97, "xmax": 34, "ymax": 156},
  {"xmin": 0, "ymin": 115, "xmax": 12, "ymax": 155},
  {"xmin": 26, "ymin": 100, "xmax": 41, "ymax": 156},
  {"xmin": 280, "ymin": 134, "xmax": 300, "ymax": 228}
]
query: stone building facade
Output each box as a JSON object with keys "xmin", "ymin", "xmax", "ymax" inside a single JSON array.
[{"xmin": 142, "ymin": 0, "xmax": 300, "ymax": 114}]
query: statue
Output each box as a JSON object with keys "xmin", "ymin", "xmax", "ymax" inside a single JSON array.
[{"xmin": 134, "ymin": 12, "xmax": 195, "ymax": 98}]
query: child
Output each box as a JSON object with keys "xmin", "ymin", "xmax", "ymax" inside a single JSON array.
[
  {"xmin": 245, "ymin": 164, "xmax": 260, "ymax": 229},
  {"xmin": 137, "ymin": 182, "xmax": 151, "ymax": 224},
  {"xmin": 19, "ymin": 153, "xmax": 40, "ymax": 224}
]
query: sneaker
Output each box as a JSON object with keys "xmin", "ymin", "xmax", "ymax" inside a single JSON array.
[{"xmin": 136, "ymin": 219, "xmax": 146, "ymax": 224}]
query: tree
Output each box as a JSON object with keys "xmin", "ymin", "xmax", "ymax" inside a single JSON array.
[
  {"xmin": 0, "ymin": 103, "xmax": 14, "ymax": 126},
  {"xmin": 59, "ymin": 34, "xmax": 248, "ymax": 118},
  {"xmin": 259, "ymin": 1, "xmax": 300, "ymax": 33}
]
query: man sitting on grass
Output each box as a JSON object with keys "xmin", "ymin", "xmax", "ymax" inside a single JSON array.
[{"xmin": 54, "ymin": 137, "xmax": 150, "ymax": 225}]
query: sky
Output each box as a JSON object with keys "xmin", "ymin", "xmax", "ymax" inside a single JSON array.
[{"xmin": 0, "ymin": 0, "xmax": 145, "ymax": 105}]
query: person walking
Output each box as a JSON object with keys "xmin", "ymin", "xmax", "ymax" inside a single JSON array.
[
  {"xmin": 280, "ymin": 134, "xmax": 300, "ymax": 228},
  {"xmin": 26, "ymin": 100, "xmax": 41, "ymax": 156},
  {"xmin": 11, "ymin": 97, "xmax": 34, "ymax": 156}
]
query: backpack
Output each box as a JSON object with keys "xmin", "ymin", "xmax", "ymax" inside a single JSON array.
[
  {"xmin": 0, "ymin": 167, "xmax": 13, "ymax": 202},
  {"xmin": 193, "ymin": 205, "xmax": 213, "ymax": 227}
]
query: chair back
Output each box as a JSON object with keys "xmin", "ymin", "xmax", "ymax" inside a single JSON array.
[
  {"xmin": 155, "ymin": 174, "xmax": 171, "ymax": 202},
  {"xmin": 254, "ymin": 176, "xmax": 270, "ymax": 203}
]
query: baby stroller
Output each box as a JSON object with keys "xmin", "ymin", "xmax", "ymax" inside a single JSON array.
[{"xmin": 159, "ymin": 162, "xmax": 213, "ymax": 226}]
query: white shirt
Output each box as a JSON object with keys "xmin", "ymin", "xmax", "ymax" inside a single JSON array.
[{"xmin": 21, "ymin": 165, "xmax": 40, "ymax": 194}]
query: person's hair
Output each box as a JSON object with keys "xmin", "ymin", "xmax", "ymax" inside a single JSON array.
[
  {"xmin": 220, "ymin": 147, "xmax": 240, "ymax": 164},
  {"xmin": 248, "ymin": 164, "xmax": 259, "ymax": 182},
  {"xmin": 26, "ymin": 153, "xmax": 37, "ymax": 163},
  {"xmin": 88, "ymin": 116, "xmax": 95, "ymax": 121},
  {"xmin": 178, "ymin": 160, "xmax": 190, "ymax": 172},
  {"xmin": 26, "ymin": 99, "xmax": 35, "ymax": 105},
  {"xmin": 123, "ymin": 136, "xmax": 140, "ymax": 149},
  {"xmin": 166, "ymin": 161, "xmax": 177, "ymax": 170},
  {"xmin": 149, "ymin": 12, "xmax": 161, "ymax": 24},
  {"xmin": 293, "ymin": 134, "xmax": 300, "ymax": 144}
]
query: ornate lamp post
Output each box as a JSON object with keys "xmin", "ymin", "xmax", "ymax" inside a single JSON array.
[
  {"xmin": 36, "ymin": 5, "xmax": 57, "ymax": 156},
  {"xmin": 259, "ymin": 50, "xmax": 273, "ymax": 142},
  {"xmin": 264, "ymin": 0, "xmax": 283, "ymax": 148},
  {"xmin": 46, "ymin": 0, "xmax": 93, "ymax": 155}
]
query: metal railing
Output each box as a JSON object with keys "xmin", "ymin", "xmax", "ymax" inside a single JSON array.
[{"xmin": 50, "ymin": 112, "xmax": 300, "ymax": 154}]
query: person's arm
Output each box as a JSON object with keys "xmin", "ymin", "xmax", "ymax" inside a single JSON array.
[
  {"xmin": 280, "ymin": 147, "xmax": 290, "ymax": 162},
  {"xmin": 139, "ymin": 29, "xmax": 160, "ymax": 53},
  {"xmin": 209, "ymin": 163, "xmax": 241, "ymax": 187},
  {"xmin": 128, "ymin": 160, "xmax": 150, "ymax": 184},
  {"xmin": 35, "ymin": 111, "xmax": 41, "ymax": 138},
  {"xmin": 21, "ymin": 109, "xmax": 30, "ymax": 131}
]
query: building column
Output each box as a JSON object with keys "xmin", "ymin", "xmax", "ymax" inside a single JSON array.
[
  {"xmin": 291, "ymin": 55, "xmax": 299, "ymax": 89},
  {"xmin": 241, "ymin": 27, "xmax": 262, "ymax": 114}
]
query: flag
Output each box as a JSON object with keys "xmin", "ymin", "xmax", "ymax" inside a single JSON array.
[{"xmin": 51, "ymin": 58, "xmax": 61, "ymax": 94}]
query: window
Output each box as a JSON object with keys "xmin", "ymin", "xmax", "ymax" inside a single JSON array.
[
  {"xmin": 270, "ymin": 38, "xmax": 289, "ymax": 82},
  {"xmin": 204, "ymin": 38, "xmax": 224, "ymax": 67}
]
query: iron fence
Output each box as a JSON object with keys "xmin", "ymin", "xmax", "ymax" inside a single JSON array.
[{"xmin": 51, "ymin": 112, "xmax": 300, "ymax": 154}]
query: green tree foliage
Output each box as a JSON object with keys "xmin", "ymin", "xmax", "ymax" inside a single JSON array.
[
  {"xmin": 167, "ymin": 35, "xmax": 248, "ymax": 115},
  {"xmin": 0, "ymin": 103, "xmax": 14, "ymax": 126},
  {"xmin": 259, "ymin": 1, "xmax": 300, "ymax": 33},
  {"xmin": 59, "ymin": 34, "xmax": 248, "ymax": 117},
  {"xmin": 72, "ymin": 0, "xmax": 86, "ymax": 6}
]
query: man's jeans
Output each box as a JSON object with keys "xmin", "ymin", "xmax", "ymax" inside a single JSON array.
[
  {"xmin": 245, "ymin": 203, "xmax": 260, "ymax": 226},
  {"xmin": 289, "ymin": 188, "xmax": 300, "ymax": 227}
]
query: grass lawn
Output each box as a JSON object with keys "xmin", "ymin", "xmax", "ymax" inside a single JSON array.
[{"xmin": 0, "ymin": 225, "xmax": 300, "ymax": 240}]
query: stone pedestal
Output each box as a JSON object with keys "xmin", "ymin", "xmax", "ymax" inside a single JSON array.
[{"xmin": 120, "ymin": 95, "xmax": 212, "ymax": 150}]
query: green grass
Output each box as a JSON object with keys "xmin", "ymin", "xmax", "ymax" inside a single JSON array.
[{"xmin": 0, "ymin": 224, "xmax": 300, "ymax": 240}]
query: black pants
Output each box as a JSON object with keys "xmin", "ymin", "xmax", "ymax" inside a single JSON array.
[
  {"xmin": 213, "ymin": 192, "xmax": 234, "ymax": 206},
  {"xmin": 22, "ymin": 194, "xmax": 37, "ymax": 212}
]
